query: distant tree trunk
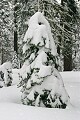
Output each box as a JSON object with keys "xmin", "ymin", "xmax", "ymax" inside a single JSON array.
[
  {"xmin": 64, "ymin": 0, "xmax": 78, "ymax": 71},
  {"xmin": 64, "ymin": 40, "xmax": 72, "ymax": 71},
  {"xmin": 1, "ymin": 46, "xmax": 4, "ymax": 64},
  {"xmin": 14, "ymin": 30, "xmax": 18, "ymax": 53},
  {"xmin": 64, "ymin": 52, "xmax": 72, "ymax": 71},
  {"xmin": 57, "ymin": 0, "xmax": 64, "ymax": 55},
  {"xmin": 63, "ymin": 37, "xmax": 72, "ymax": 71},
  {"xmin": 14, "ymin": 0, "xmax": 18, "ymax": 54},
  {"xmin": 61, "ymin": 0, "xmax": 76, "ymax": 71},
  {"xmin": 63, "ymin": 16, "xmax": 73, "ymax": 71}
]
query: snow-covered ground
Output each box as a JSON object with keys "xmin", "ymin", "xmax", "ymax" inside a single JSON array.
[{"xmin": 0, "ymin": 71, "xmax": 80, "ymax": 120}]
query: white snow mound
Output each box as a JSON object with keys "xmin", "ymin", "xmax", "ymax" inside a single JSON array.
[{"xmin": 23, "ymin": 12, "xmax": 57, "ymax": 56}]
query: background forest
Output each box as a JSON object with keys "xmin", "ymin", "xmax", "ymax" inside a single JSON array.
[{"xmin": 0, "ymin": 0, "xmax": 80, "ymax": 71}]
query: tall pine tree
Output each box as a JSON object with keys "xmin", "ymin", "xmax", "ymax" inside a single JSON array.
[{"xmin": 61, "ymin": 0, "xmax": 78, "ymax": 71}]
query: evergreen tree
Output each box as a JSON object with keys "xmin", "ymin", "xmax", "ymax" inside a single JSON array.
[
  {"xmin": 0, "ymin": 62, "xmax": 13, "ymax": 87},
  {"xmin": 72, "ymin": 0, "xmax": 80, "ymax": 71},
  {"xmin": 0, "ymin": 0, "xmax": 79, "ymax": 71},
  {"xmin": 61, "ymin": 0, "xmax": 79, "ymax": 71},
  {"xmin": 14, "ymin": 0, "xmax": 18, "ymax": 54},
  {"xmin": 18, "ymin": 12, "xmax": 69, "ymax": 108},
  {"xmin": 12, "ymin": 51, "xmax": 20, "ymax": 69},
  {"xmin": 0, "ymin": 0, "xmax": 13, "ymax": 64}
]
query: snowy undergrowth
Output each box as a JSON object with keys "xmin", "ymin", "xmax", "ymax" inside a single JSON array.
[{"xmin": 0, "ymin": 62, "xmax": 12, "ymax": 87}]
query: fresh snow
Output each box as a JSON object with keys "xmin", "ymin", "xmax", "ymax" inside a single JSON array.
[
  {"xmin": 0, "ymin": 71, "xmax": 80, "ymax": 120},
  {"xmin": 0, "ymin": 103, "xmax": 80, "ymax": 120}
]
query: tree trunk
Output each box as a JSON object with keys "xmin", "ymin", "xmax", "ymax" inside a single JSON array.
[
  {"xmin": 63, "ymin": 32, "xmax": 72, "ymax": 71},
  {"xmin": 14, "ymin": 30, "xmax": 18, "ymax": 53},
  {"xmin": 64, "ymin": 55, "xmax": 72, "ymax": 71},
  {"xmin": 63, "ymin": 21, "xmax": 72, "ymax": 71},
  {"xmin": 57, "ymin": 0, "xmax": 64, "ymax": 55},
  {"xmin": 14, "ymin": 0, "xmax": 18, "ymax": 54},
  {"xmin": 64, "ymin": 46, "xmax": 72, "ymax": 71},
  {"xmin": 1, "ymin": 46, "xmax": 4, "ymax": 64},
  {"xmin": 61, "ymin": 0, "xmax": 73, "ymax": 71}
]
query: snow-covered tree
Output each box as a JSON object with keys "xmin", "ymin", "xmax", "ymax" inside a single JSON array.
[
  {"xmin": 0, "ymin": 62, "xmax": 13, "ymax": 87},
  {"xmin": 0, "ymin": 70, "xmax": 4, "ymax": 88},
  {"xmin": 60, "ymin": 0, "xmax": 79, "ymax": 71},
  {"xmin": 12, "ymin": 51, "xmax": 20, "ymax": 69},
  {"xmin": 19, "ymin": 12, "xmax": 69, "ymax": 108},
  {"xmin": 0, "ymin": 0, "xmax": 14, "ymax": 64},
  {"xmin": 72, "ymin": 0, "xmax": 80, "ymax": 71}
]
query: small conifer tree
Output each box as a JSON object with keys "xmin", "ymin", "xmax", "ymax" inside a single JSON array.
[
  {"xmin": 12, "ymin": 51, "xmax": 19, "ymax": 69},
  {"xmin": 19, "ymin": 12, "xmax": 69, "ymax": 108},
  {"xmin": 0, "ymin": 62, "xmax": 13, "ymax": 87}
]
